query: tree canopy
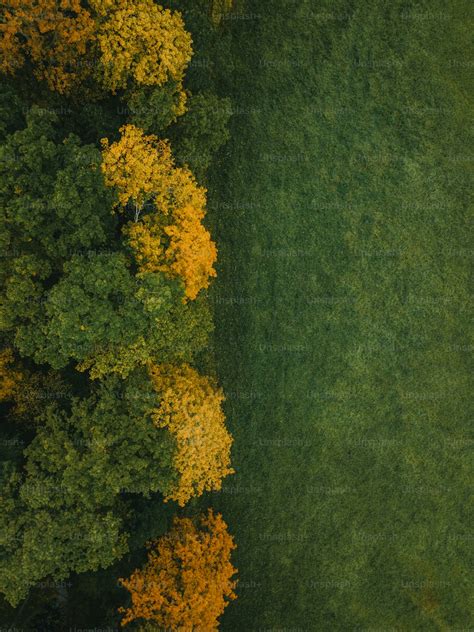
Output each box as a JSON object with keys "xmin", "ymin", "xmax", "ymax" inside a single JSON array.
[{"xmin": 119, "ymin": 510, "xmax": 237, "ymax": 629}]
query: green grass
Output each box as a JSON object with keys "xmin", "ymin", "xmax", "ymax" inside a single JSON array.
[{"xmin": 205, "ymin": 0, "xmax": 474, "ymax": 629}]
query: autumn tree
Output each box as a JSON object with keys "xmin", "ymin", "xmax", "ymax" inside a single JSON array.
[
  {"xmin": 149, "ymin": 363, "xmax": 233, "ymax": 506},
  {"xmin": 0, "ymin": 0, "xmax": 95, "ymax": 93},
  {"xmin": 0, "ymin": 347, "xmax": 22, "ymax": 402},
  {"xmin": 102, "ymin": 124, "xmax": 217, "ymax": 299},
  {"xmin": 100, "ymin": 124, "xmax": 174, "ymax": 218},
  {"xmin": 0, "ymin": 347, "xmax": 69, "ymax": 421},
  {"xmin": 119, "ymin": 510, "xmax": 237, "ymax": 629},
  {"xmin": 90, "ymin": 0, "xmax": 192, "ymax": 95}
]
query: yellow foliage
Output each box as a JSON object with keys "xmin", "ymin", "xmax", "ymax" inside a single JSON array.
[
  {"xmin": 149, "ymin": 363, "xmax": 234, "ymax": 506},
  {"xmin": 90, "ymin": 0, "xmax": 193, "ymax": 92},
  {"xmin": 0, "ymin": 1, "xmax": 192, "ymax": 96},
  {"xmin": 101, "ymin": 124, "xmax": 173, "ymax": 211},
  {"xmin": 119, "ymin": 510, "xmax": 237, "ymax": 629},
  {"xmin": 103, "ymin": 125, "xmax": 217, "ymax": 299},
  {"xmin": 0, "ymin": 0, "xmax": 95, "ymax": 93},
  {"xmin": 162, "ymin": 172, "xmax": 218, "ymax": 300}
]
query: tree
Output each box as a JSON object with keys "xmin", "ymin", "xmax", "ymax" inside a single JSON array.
[
  {"xmin": 157, "ymin": 168, "xmax": 217, "ymax": 301},
  {"xmin": 0, "ymin": 106, "xmax": 117, "ymax": 268},
  {"xmin": 0, "ymin": 347, "xmax": 21, "ymax": 402},
  {"xmin": 90, "ymin": 0, "xmax": 193, "ymax": 94},
  {"xmin": 0, "ymin": 81, "xmax": 26, "ymax": 140},
  {"xmin": 149, "ymin": 363, "xmax": 234, "ymax": 506},
  {"xmin": 119, "ymin": 510, "xmax": 237, "ymax": 629},
  {"xmin": 0, "ymin": 369, "xmax": 177, "ymax": 606},
  {"xmin": 0, "ymin": 0, "xmax": 95, "ymax": 94},
  {"xmin": 125, "ymin": 165, "xmax": 217, "ymax": 300},
  {"xmin": 100, "ymin": 124, "xmax": 174, "ymax": 217},
  {"xmin": 125, "ymin": 80, "xmax": 188, "ymax": 135},
  {"xmin": 10, "ymin": 252, "xmax": 212, "ymax": 378},
  {"xmin": 0, "ymin": 347, "xmax": 69, "ymax": 421},
  {"xmin": 102, "ymin": 125, "xmax": 217, "ymax": 299},
  {"xmin": 170, "ymin": 92, "xmax": 232, "ymax": 182}
]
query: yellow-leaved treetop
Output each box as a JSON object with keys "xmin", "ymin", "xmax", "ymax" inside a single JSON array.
[
  {"xmin": 0, "ymin": 0, "xmax": 95, "ymax": 93},
  {"xmin": 101, "ymin": 124, "xmax": 174, "ymax": 216},
  {"xmin": 1, "ymin": 1, "xmax": 191, "ymax": 98},
  {"xmin": 90, "ymin": 0, "xmax": 192, "ymax": 93},
  {"xmin": 149, "ymin": 363, "xmax": 234, "ymax": 506},
  {"xmin": 102, "ymin": 124, "xmax": 217, "ymax": 299},
  {"xmin": 119, "ymin": 509, "xmax": 237, "ymax": 629}
]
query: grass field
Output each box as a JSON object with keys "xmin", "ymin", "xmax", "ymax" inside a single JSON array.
[{"xmin": 205, "ymin": 0, "xmax": 473, "ymax": 629}]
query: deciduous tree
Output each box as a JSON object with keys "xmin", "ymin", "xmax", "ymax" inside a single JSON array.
[
  {"xmin": 170, "ymin": 91, "xmax": 232, "ymax": 182},
  {"xmin": 90, "ymin": 0, "xmax": 192, "ymax": 94},
  {"xmin": 0, "ymin": 347, "xmax": 21, "ymax": 402},
  {"xmin": 11, "ymin": 252, "xmax": 212, "ymax": 378},
  {"xmin": 119, "ymin": 510, "xmax": 237, "ymax": 629},
  {"xmin": 0, "ymin": 106, "xmax": 117, "ymax": 269},
  {"xmin": 149, "ymin": 363, "xmax": 233, "ymax": 506},
  {"xmin": 102, "ymin": 125, "xmax": 217, "ymax": 299},
  {"xmin": 0, "ymin": 0, "xmax": 95, "ymax": 93},
  {"xmin": 0, "ymin": 369, "xmax": 177, "ymax": 606}
]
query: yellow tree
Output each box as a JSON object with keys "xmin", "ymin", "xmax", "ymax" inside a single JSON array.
[
  {"xmin": 119, "ymin": 510, "xmax": 237, "ymax": 629},
  {"xmin": 149, "ymin": 363, "xmax": 234, "ymax": 506},
  {"xmin": 90, "ymin": 0, "xmax": 192, "ymax": 95},
  {"xmin": 126, "ymin": 165, "xmax": 217, "ymax": 300},
  {"xmin": 101, "ymin": 124, "xmax": 174, "ymax": 219},
  {"xmin": 102, "ymin": 125, "xmax": 217, "ymax": 299},
  {"xmin": 0, "ymin": 0, "xmax": 95, "ymax": 93}
]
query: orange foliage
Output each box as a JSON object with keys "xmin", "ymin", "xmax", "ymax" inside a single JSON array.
[
  {"xmin": 0, "ymin": 348, "xmax": 22, "ymax": 402},
  {"xmin": 149, "ymin": 363, "xmax": 234, "ymax": 506},
  {"xmin": 0, "ymin": 0, "xmax": 95, "ymax": 93},
  {"xmin": 103, "ymin": 125, "xmax": 217, "ymax": 299},
  {"xmin": 119, "ymin": 510, "xmax": 237, "ymax": 629}
]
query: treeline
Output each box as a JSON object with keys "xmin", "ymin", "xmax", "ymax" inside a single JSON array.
[{"xmin": 0, "ymin": 0, "xmax": 236, "ymax": 629}]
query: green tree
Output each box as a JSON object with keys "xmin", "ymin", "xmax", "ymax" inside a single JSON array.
[
  {"xmin": 0, "ymin": 106, "xmax": 117, "ymax": 266},
  {"xmin": 126, "ymin": 81, "xmax": 188, "ymax": 135},
  {"xmin": 170, "ymin": 92, "xmax": 232, "ymax": 181},
  {"xmin": 8, "ymin": 251, "xmax": 211, "ymax": 378},
  {"xmin": 0, "ymin": 369, "xmax": 176, "ymax": 606}
]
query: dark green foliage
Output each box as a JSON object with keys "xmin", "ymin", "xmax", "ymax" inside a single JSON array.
[
  {"xmin": 0, "ymin": 369, "xmax": 176, "ymax": 606},
  {"xmin": 0, "ymin": 81, "xmax": 26, "ymax": 140},
  {"xmin": 13, "ymin": 251, "xmax": 212, "ymax": 376},
  {"xmin": 170, "ymin": 91, "xmax": 232, "ymax": 181},
  {"xmin": 125, "ymin": 81, "xmax": 186, "ymax": 135},
  {"xmin": 0, "ymin": 106, "xmax": 117, "ymax": 268}
]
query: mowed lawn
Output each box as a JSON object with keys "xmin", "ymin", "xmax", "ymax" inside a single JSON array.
[{"xmin": 206, "ymin": 0, "xmax": 473, "ymax": 629}]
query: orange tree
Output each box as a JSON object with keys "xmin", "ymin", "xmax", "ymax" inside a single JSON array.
[
  {"xmin": 149, "ymin": 363, "xmax": 234, "ymax": 506},
  {"xmin": 0, "ymin": 0, "xmax": 95, "ymax": 93},
  {"xmin": 119, "ymin": 509, "xmax": 237, "ymax": 629}
]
